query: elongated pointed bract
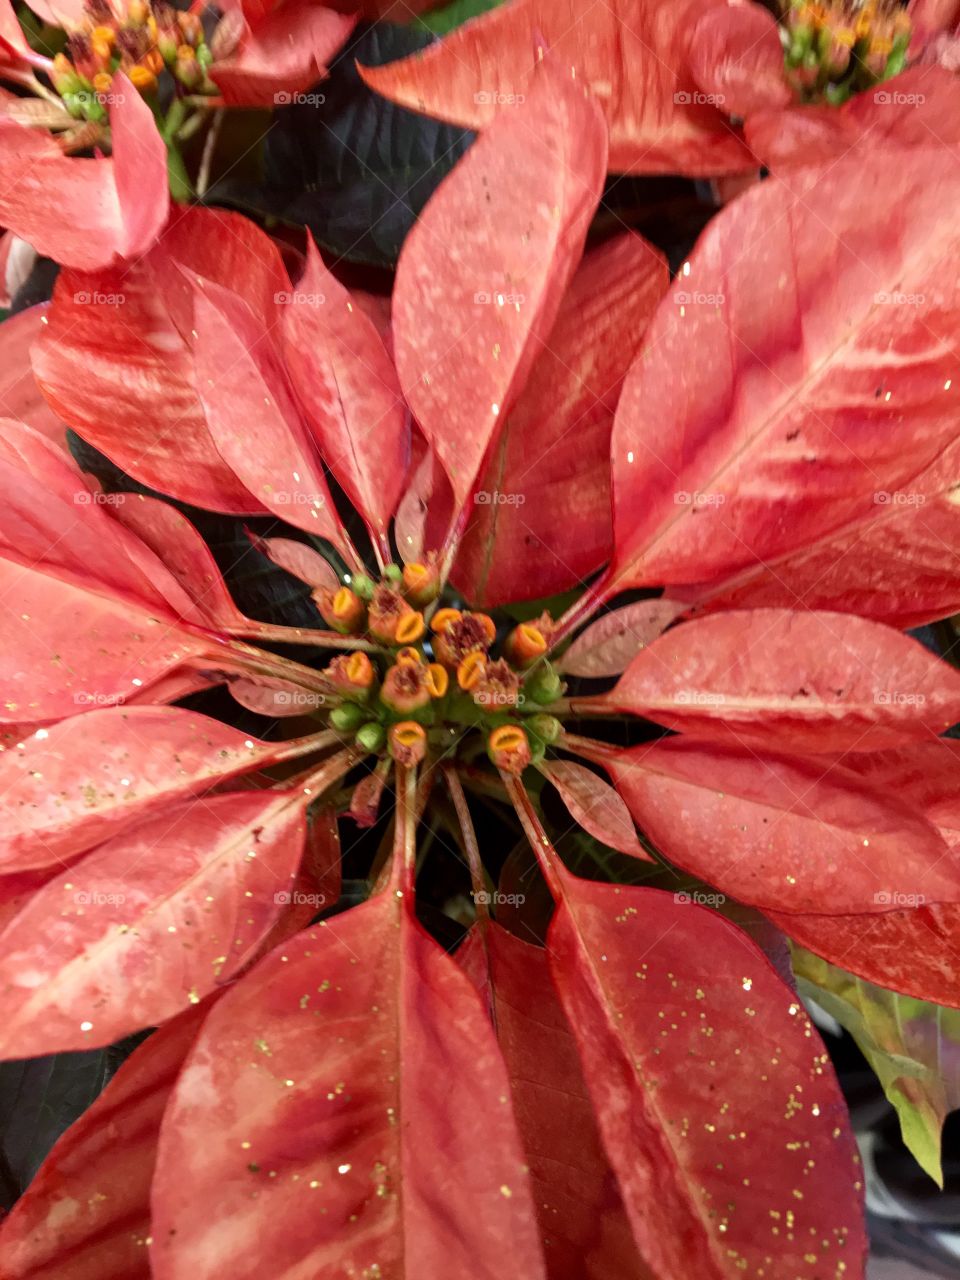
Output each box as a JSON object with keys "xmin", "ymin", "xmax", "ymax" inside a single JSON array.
[
  {"xmin": 451, "ymin": 233, "xmax": 668, "ymax": 606},
  {"xmin": 0, "ymin": 790, "xmax": 308, "ymax": 1057},
  {"xmin": 0, "ymin": 706, "xmax": 306, "ymax": 871},
  {"xmin": 392, "ymin": 59, "xmax": 606, "ymax": 513},
  {"xmin": 610, "ymin": 151, "xmax": 960, "ymax": 592},
  {"xmin": 605, "ymin": 738, "xmax": 958, "ymax": 916},
  {"xmin": 546, "ymin": 875, "xmax": 867, "ymax": 1279},
  {"xmin": 459, "ymin": 921, "xmax": 645, "ymax": 1279},
  {"xmin": 605, "ymin": 609, "xmax": 960, "ymax": 751},
  {"xmin": 190, "ymin": 279, "xmax": 347, "ymax": 552},
  {"xmin": 150, "ymin": 893, "xmax": 547, "ymax": 1279},
  {"xmin": 539, "ymin": 758, "xmax": 646, "ymax": 859},
  {"xmin": 281, "ymin": 238, "xmax": 409, "ymax": 534},
  {"xmin": 0, "ymin": 555, "xmax": 211, "ymax": 724},
  {"xmin": 558, "ymin": 599, "xmax": 682, "ymax": 678},
  {"xmin": 0, "ymin": 1003, "xmax": 207, "ymax": 1279},
  {"xmin": 361, "ymin": 0, "xmax": 755, "ymax": 175},
  {"xmin": 31, "ymin": 207, "xmax": 287, "ymax": 513}
]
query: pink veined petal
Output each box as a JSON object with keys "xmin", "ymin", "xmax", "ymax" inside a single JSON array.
[
  {"xmin": 392, "ymin": 58, "xmax": 607, "ymax": 518},
  {"xmin": 281, "ymin": 237, "xmax": 409, "ymax": 538},
  {"xmin": 0, "ymin": 74, "xmax": 168, "ymax": 270},
  {"xmin": 210, "ymin": 6, "xmax": 356, "ymax": 106}
]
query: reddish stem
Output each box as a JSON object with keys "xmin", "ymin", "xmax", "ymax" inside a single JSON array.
[
  {"xmin": 444, "ymin": 765, "xmax": 488, "ymax": 919},
  {"xmin": 548, "ymin": 566, "xmax": 616, "ymax": 652},
  {"xmin": 501, "ymin": 773, "xmax": 566, "ymax": 903}
]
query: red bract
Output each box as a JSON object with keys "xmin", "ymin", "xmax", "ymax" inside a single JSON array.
[
  {"xmin": 360, "ymin": 0, "xmax": 760, "ymax": 175},
  {"xmin": 6, "ymin": 32, "xmax": 960, "ymax": 1279},
  {"xmin": 0, "ymin": 72, "xmax": 168, "ymax": 270}
]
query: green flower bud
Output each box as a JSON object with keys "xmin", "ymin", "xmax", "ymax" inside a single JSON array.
[
  {"xmin": 330, "ymin": 703, "xmax": 367, "ymax": 732},
  {"xmin": 525, "ymin": 664, "xmax": 564, "ymax": 706},
  {"xmin": 355, "ymin": 722, "xmax": 386, "ymax": 753},
  {"xmin": 526, "ymin": 713, "xmax": 563, "ymax": 745},
  {"xmin": 351, "ymin": 572, "xmax": 376, "ymax": 601}
]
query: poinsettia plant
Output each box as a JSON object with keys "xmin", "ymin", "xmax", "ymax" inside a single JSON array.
[{"xmin": 1, "ymin": 0, "xmax": 960, "ymax": 1274}]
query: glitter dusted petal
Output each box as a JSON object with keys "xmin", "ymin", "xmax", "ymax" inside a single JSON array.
[
  {"xmin": 281, "ymin": 237, "xmax": 409, "ymax": 534},
  {"xmin": 603, "ymin": 608, "xmax": 960, "ymax": 752},
  {"xmin": 0, "ymin": 706, "xmax": 312, "ymax": 872},
  {"xmin": 610, "ymin": 150, "xmax": 960, "ymax": 593},
  {"xmin": 605, "ymin": 738, "xmax": 959, "ymax": 916},
  {"xmin": 0, "ymin": 1002, "xmax": 208, "ymax": 1279},
  {"xmin": 360, "ymin": 0, "xmax": 755, "ymax": 176},
  {"xmin": 392, "ymin": 58, "xmax": 606, "ymax": 514},
  {"xmin": 0, "ymin": 790, "xmax": 309, "ymax": 1057},
  {"xmin": 450, "ymin": 233, "xmax": 668, "ymax": 608},
  {"xmin": 547, "ymin": 876, "xmax": 867, "ymax": 1278},
  {"xmin": 458, "ymin": 920, "xmax": 646, "ymax": 1278},
  {"xmin": 150, "ymin": 892, "xmax": 547, "ymax": 1280}
]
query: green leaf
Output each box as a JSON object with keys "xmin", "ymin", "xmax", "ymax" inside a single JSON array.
[
  {"xmin": 415, "ymin": 0, "xmax": 504, "ymax": 36},
  {"xmin": 794, "ymin": 946, "xmax": 960, "ymax": 1186}
]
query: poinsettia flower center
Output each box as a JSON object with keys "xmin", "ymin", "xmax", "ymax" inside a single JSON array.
[
  {"xmin": 50, "ymin": 0, "xmax": 218, "ymax": 124},
  {"xmin": 782, "ymin": 0, "xmax": 912, "ymax": 103}
]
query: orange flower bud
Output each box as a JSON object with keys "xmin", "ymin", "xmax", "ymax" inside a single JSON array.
[
  {"xmin": 488, "ymin": 724, "xmax": 531, "ymax": 775},
  {"xmin": 315, "ymin": 586, "xmax": 366, "ymax": 635},
  {"xmin": 430, "ymin": 608, "xmax": 462, "ymax": 634},
  {"xmin": 401, "ymin": 559, "xmax": 440, "ymax": 606},
  {"xmin": 325, "ymin": 652, "xmax": 375, "ymax": 699},
  {"xmin": 382, "ymin": 663, "xmax": 431, "ymax": 714},
  {"xmin": 389, "ymin": 721, "xmax": 427, "ymax": 766},
  {"xmin": 128, "ymin": 64, "xmax": 157, "ymax": 91},
  {"xmin": 425, "ymin": 663, "xmax": 449, "ymax": 698},
  {"xmin": 504, "ymin": 623, "xmax": 548, "ymax": 668},
  {"xmin": 368, "ymin": 586, "xmax": 414, "ymax": 645},
  {"xmin": 395, "ymin": 611, "xmax": 425, "ymax": 645},
  {"xmin": 395, "ymin": 646, "xmax": 423, "ymax": 667},
  {"xmin": 457, "ymin": 651, "xmax": 486, "ymax": 692}
]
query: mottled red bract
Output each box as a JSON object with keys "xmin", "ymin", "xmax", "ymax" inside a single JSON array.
[
  {"xmin": 392, "ymin": 58, "xmax": 607, "ymax": 514},
  {"xmin": 0, "ymin": 1004, "xmax": 207, "ymax": 1279},
  {"xmin": 459, "ymin": 921, "xmax": 646, "ymax": 1279},
  {"xmin": 361, "ymin": 0, "xmax": 755, "ymax": 175},
  {"xmin": 610, "ymin": 150, "xmax": 960, "ymax": 593},
  {"xmin": 150, "ymin": 894, "xmax": 547, "ymax": 1280},
  {"xmin": 546, "ymin": 875, "xmax": 868, "ymax": 1279}
]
